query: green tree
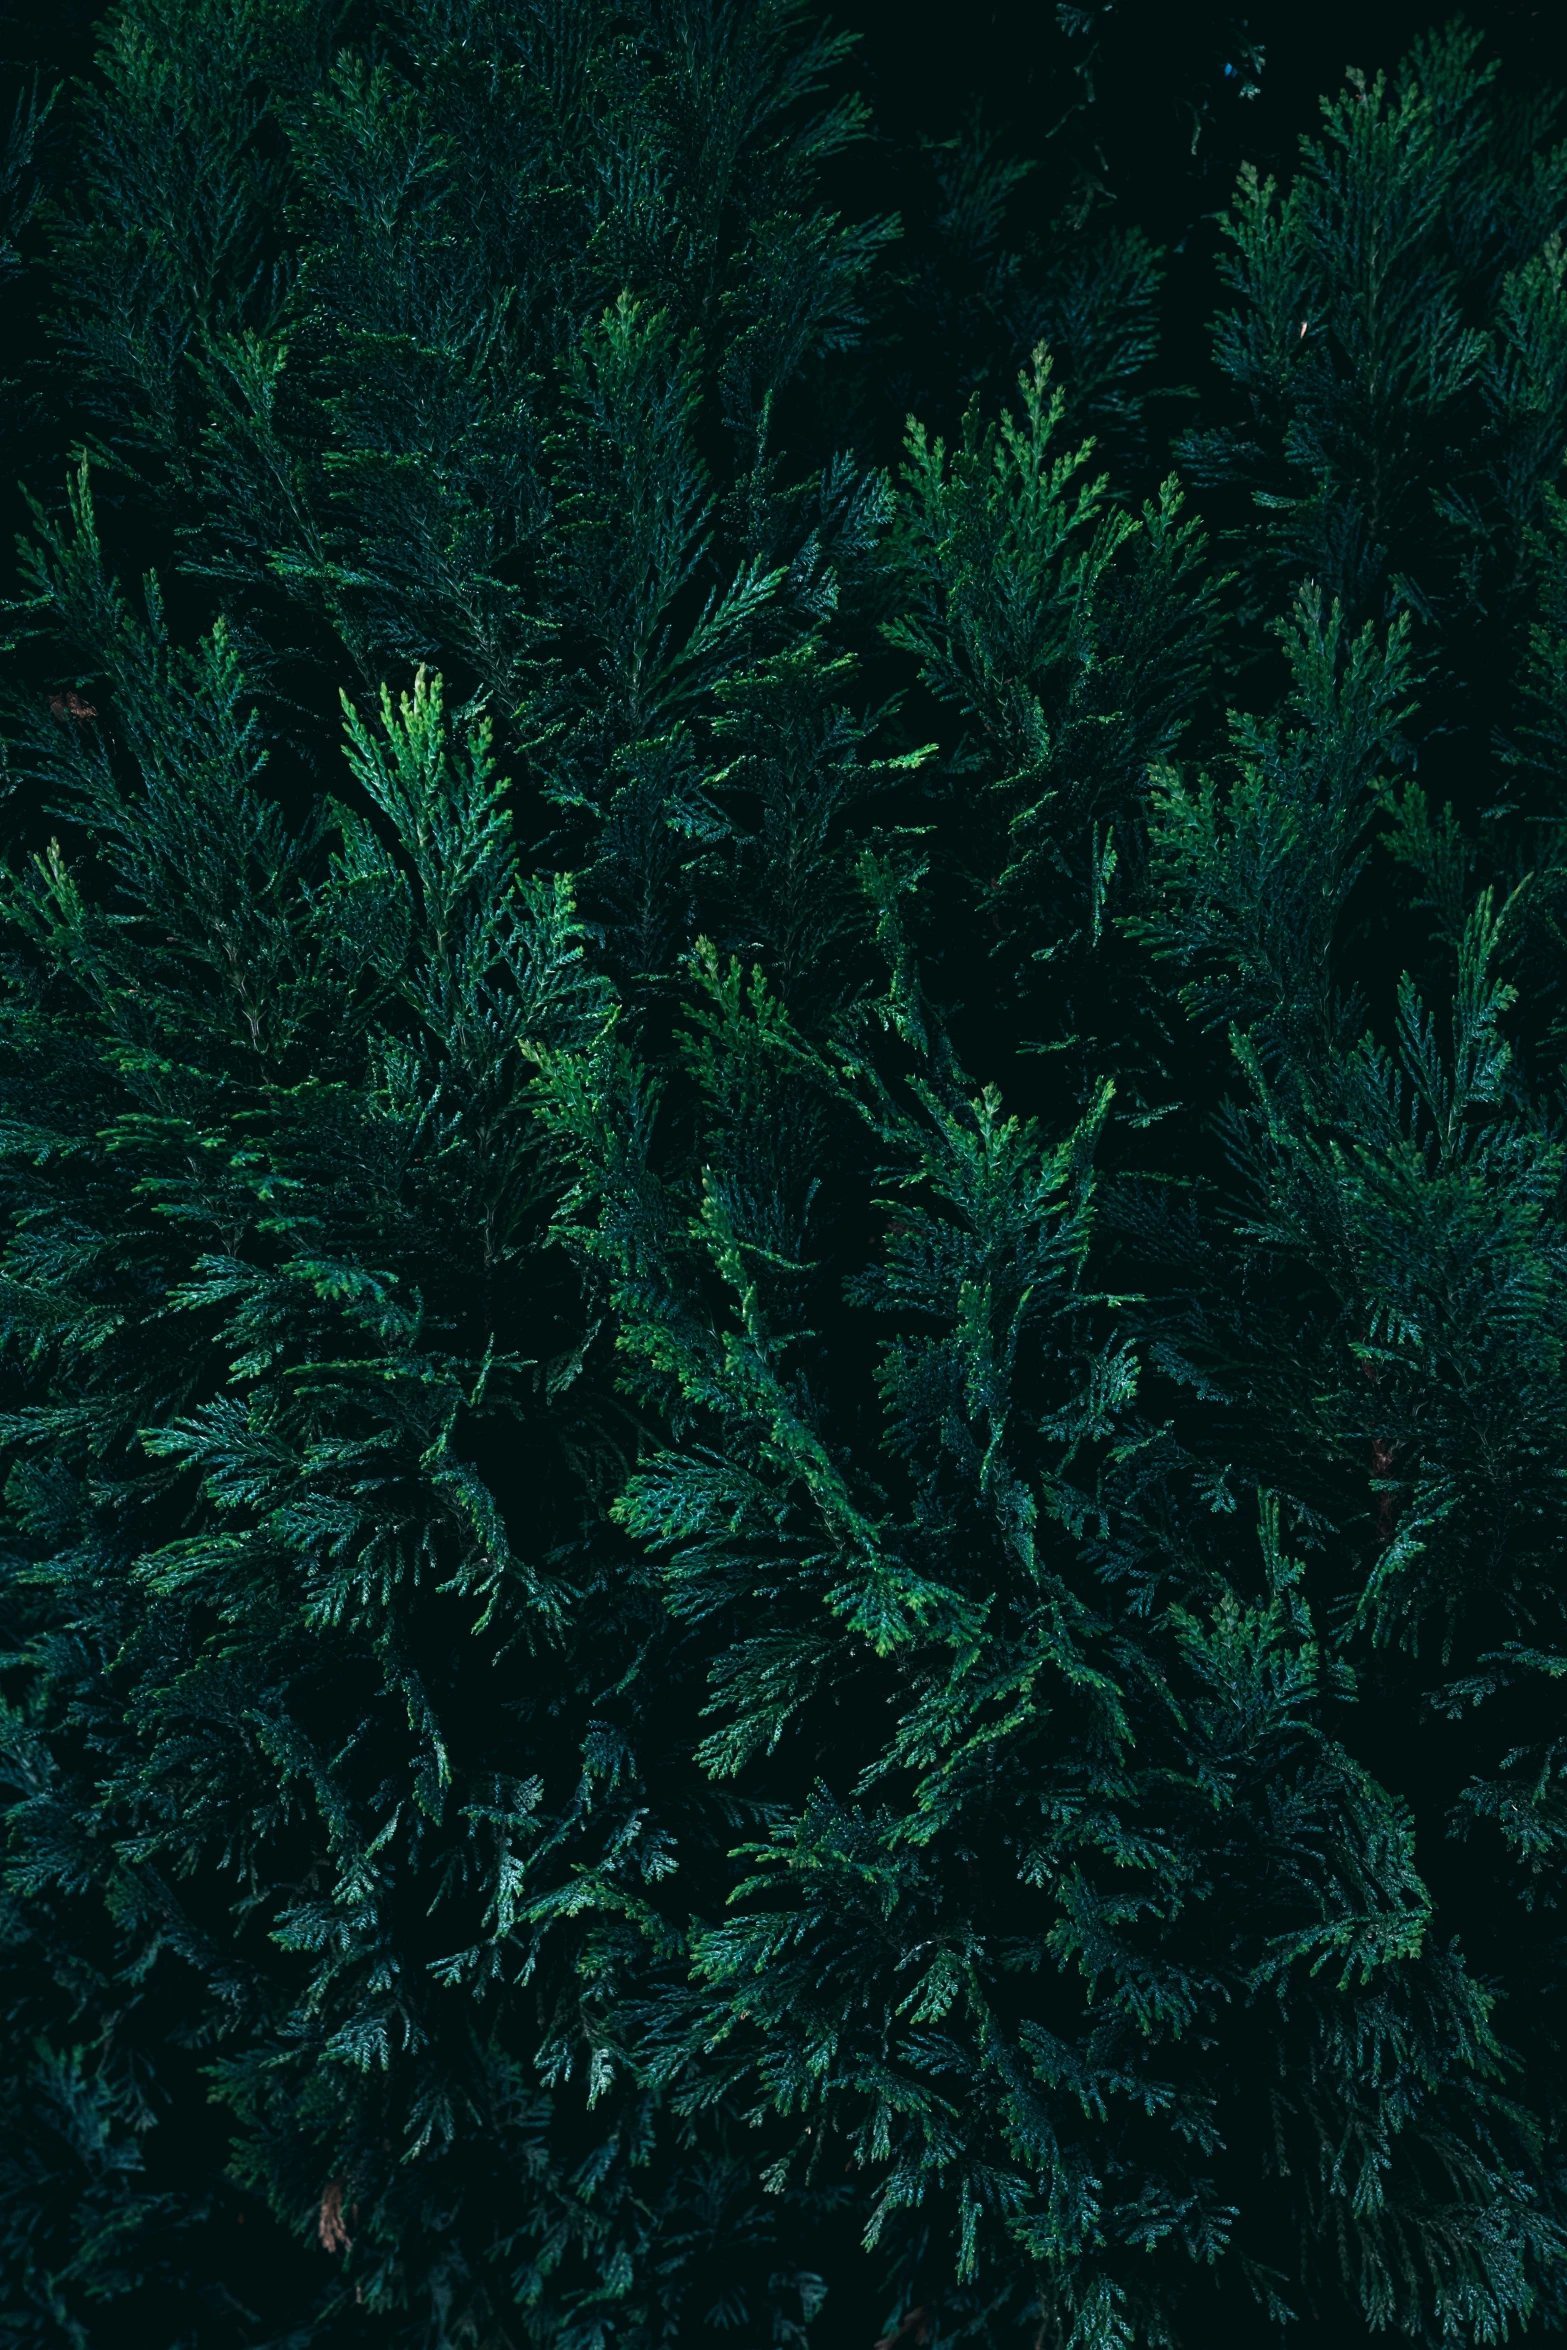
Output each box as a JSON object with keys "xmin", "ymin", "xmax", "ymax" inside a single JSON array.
[
  {"xmin": 1176, "ymin": 19, "xmax": 1567, "ymax": 741},
  {"xmin": 8, "ymin": 5, "xmax": 1567, "ymax": 2349}
]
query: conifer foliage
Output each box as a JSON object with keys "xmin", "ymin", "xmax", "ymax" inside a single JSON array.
[{"xmin": 4, "ymin": 4, "xmax": 1567, "ymax": 2348}]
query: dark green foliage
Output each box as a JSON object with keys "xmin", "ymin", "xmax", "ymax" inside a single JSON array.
[
  {"xmin": 865, "ymin": 107, "xmax": 1168, "ymax": 481},
  {"xmin": 1, "ymin": 481, "xmax": 677, "ymax": 2342},
  {"xmin": 540, "ymin": 947, "xmax": 1556, "ymax": 2347},
  {"xmin": 1178, "ymin": 22, "xmax": 1567, "ymax": 638},
  {"xmin": 876, "ymin": 351, "xmax": 1225, "ymax": 1090},
  {"xmin": 7, "ymin": 5, "xmax": 1567, "ymax": 2349},
  {"xmin": 37, "ymin": 0, "xmax": 894, "ymax": 729}
]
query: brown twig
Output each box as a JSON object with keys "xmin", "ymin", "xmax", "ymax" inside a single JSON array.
[
  {"xmin": 317, "ymin": 2178, "xmax": 353, "ymax": 2254},
  {"xmin": 47, "ymin": 690, "xmax": 99, "ymax": 725},
  {"xmin": 875, "ymin": 2306, "xmax": 934, "ymax": 2350}
]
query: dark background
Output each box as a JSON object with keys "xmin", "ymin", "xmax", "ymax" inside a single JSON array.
[
  {"xmin": 847, "ymin": 0, "xmax": 1563, "ymax": 435},
  {"xmin": 3, "ymin": 0, "xmax": 1561, "ymax": 533},
  {"xmin": 1, "ymin": 4, "xmax": 1563, "ymax": 2347},
  {"xmin": 8, "ymin": 0, "xmax": 1563, "ymax": 384}
]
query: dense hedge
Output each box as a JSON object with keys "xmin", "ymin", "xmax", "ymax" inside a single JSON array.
[{"xmin": 4, "ymin": 6, "xmax": 1567, "ymax": 2346}]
